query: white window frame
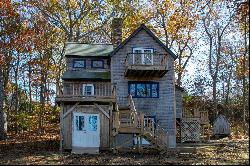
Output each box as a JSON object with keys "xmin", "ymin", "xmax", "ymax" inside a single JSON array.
[
  {"xmin": 132, "ymin": 48, "xmax": 153, "ymax": 65},
  {"xmin": 82, "ymin": 84, "xmax": 94, "ymax": 96}
]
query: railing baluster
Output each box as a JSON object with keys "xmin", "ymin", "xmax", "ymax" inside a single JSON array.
[
  {"xmin": 104, "ymin": 83, "xmax": 106, "ymax": 96},
  {"xmin": 59, "ymin": 82, "xmax": 114, "ymax": 98}
]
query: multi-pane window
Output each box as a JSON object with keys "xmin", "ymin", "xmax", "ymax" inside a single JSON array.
[
  {"xmin": 83, "ymin": 84, "xmax": 94, "ymax": 96},
  {"xmin": 76, "ymin": 116, "xmax": 85, "ymax": 131},
  {"xmin": 88, "ymin": 116, "xmax": 97, "ymax": 131},
  {"xmin": 92, "ymin": 60, "xmax": 104, "ymax": 68},
  {"xmin": 128, "ymin": 82, "xmax": 159, "ymax": 98},
  {"xmin": 132, "ymin": 48, "xmax": 153, "ymax": 65},
  {"xmin": 73, "ymin": 59, "xmax": 86, "ymax": 68}
]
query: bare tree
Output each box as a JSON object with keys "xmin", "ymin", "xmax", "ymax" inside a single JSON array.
[{"xmin": 202, "ymin": 0, "xmax": 234, "ymax": 115}]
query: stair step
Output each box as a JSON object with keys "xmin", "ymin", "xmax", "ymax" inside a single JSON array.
[{"xmin": 118, "ymin": 106, "xmax": 130, "ymax": 110}]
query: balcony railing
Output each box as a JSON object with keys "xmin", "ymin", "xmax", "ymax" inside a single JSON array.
[
  {"xmin": 125, "ymin": 53, "xmax": 168, "ymax": 67},
  {"xmin": 124, "ymin": 53, "xmax": 169, "ymax": 77},
  {"xmin": 56, "ymin": 82, "xmax": 116, "ymax": 103}
]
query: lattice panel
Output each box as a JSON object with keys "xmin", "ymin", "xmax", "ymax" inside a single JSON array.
[{"xmin": 181, "ymin": 119, "xmax": 200, "ymax": 143}]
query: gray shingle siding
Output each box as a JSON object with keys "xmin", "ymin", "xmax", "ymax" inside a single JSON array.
[
  {"xmin": 111, "ymin": 29, "xmax": 176, "ymax": 144},
  {"xmin": 175, "ymin": 88, "xmax": 183, "ymax": 119}
]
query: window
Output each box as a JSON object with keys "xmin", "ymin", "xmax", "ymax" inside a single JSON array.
[
  {"xmin": 82, "ymin": 84, "xmax": 94, "ymax": 96},
  {"xmin": 132, "ymin": 48, "xmax": 153, "ymax": 65},
  {"xmin": 88, "ymin": 116, "xmax": 97, "ymax": 131},
  {"xmin": 76, "ymin": 116, "xmax": 85, "ymax": 131},
  {"xmin": 91, "ymin": 60, "xmax": 104, "ymax": 68},
  {"xmin": 128, "ymin": 82, "xmax": 159, "ymax": 98},
  {"xmin": 73, "ymin": 59, "xmax": 86, "ymax": 68}
]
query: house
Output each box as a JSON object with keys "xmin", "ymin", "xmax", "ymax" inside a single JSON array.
[{"xmin": 56, "ymin": 18, "xmax": 208, "ymax": 154}]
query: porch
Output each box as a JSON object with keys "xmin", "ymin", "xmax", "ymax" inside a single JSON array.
[{"xmin": 56, "ymin": 82, "xmax": 116, "ymax": 104}]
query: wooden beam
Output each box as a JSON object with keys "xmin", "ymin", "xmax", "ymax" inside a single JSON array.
[
  {"xmin": 109, "ymin": 103, "xmax": 113, "ymax": 150},
  {"xmin": 94, "ymin": 103, "xmax": 110, "ymax": 119},
  {"xmin": 63, "ymin": 102, "xmax": 80, "ymax": 119},
  {"xmin": 60, "ymin": 102, "xmax": 64, "ymax": 153}
]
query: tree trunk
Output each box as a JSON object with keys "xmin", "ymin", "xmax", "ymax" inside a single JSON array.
[
  {"xmin": 0, "ymin": 64, "xmax": 5, "ymax": 140},
  {"xmin": 14, "ymin": 54, "xmax": 20, "ymax": 133},
  {"xmin": 28, "ymin": 56, "xmax": 32, "ymax": 113},
  {"xmin": 242, "ymin": 15, "xmax": 247, "ymax": 132},
  {"xmin": 38, "ymin": 74, "xmax": 45, "ymax": 134},
  {"xmin": 212, "ymin": 76, "xmax": 218, "ymax": 116}
]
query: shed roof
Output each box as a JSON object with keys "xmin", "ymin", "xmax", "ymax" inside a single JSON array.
[
  {"xmin": 65, "ymin": 43, "xmax": 113, "ymax": 57},
  {"xmin": 62, "ymin": 70, "xmax": 111, "ymax": 80}
]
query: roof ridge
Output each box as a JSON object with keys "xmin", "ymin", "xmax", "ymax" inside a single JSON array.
[
  {"xmin": 110, "ymin": 24, "xmax": 177, "ymax": 60},
  {"xmin": 66, "ymin": 42, "xmax": 113, "ymax": 45}
]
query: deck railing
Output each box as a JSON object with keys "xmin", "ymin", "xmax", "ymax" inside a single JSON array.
[
  {"xmin": 118, "ymin": 95, "xmax": 169, "ymax": 147},
  {"xmin": 182, "ymin": 107, "xmax": 209, "ymax": 124},
  {"xmin": 125, "ymin": 53, "xmax": 168, "ymax": 67},
  {"xmin": 58, "ymin": 82, "xmax": 114, "ymax": 97}
]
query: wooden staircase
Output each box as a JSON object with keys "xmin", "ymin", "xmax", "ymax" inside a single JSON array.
[{"xmin": 112, "ymin": 95, "xmax": 169, "ymax": 152}]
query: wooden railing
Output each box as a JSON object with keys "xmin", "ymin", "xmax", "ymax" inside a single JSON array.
[
  {"xmin": 117, "ymin": 95, "xmax": 169, "ymax": 148},
  {"xmin": 125, "ymin": 53, "xmax": 168, "ymax": 68},
  {"xmin": 128, "ymin": 95, "xmax": 136, "ymax": 112},
  {"xmin": 60, "ymin": 82, "xmax": 113, "ymax": 97},
  {"xmin": 182, "ymin": 107, "xmax": 209, "ymax": 124},
  {"xmin": 119, "ymin": 111, "xmax": 144, "ymax": 129},
  {"xmin": 143, "ymin": 116, "xmax": 169, "ymax": 147},
  {"xmin": 200, "ymin": 111, "xmax": 209, "ymax": 123}
]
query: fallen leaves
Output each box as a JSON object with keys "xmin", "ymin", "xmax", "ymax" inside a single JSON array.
[{"xmin": 0, "ymin": 125, "xmax": 249, "ymax": 165}]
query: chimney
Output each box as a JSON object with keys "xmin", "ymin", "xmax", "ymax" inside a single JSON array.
[{"xmin": 111, "ymin": 18, "xmax": 123, "ymax": 48}]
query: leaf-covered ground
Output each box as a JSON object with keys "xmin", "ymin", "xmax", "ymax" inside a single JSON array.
[{"xmin": 0, "ymin": 125, "xmax": 249, "ymax": 165}]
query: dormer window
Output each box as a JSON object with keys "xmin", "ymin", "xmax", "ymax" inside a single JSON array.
[
  {"xmin": 133, "ymin": 48, "xmax": 153, "ymax": 65},
  {"xmin": 73, "ymin": 59, "xmax": 86, "ymax": 68},
  {"xmin": 91, "ymin": 60, "xmax": 104, "ymax": 69}
]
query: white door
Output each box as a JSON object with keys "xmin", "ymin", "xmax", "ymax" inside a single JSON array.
[{"xmin": 72, "ymin": 112, "xmax": 100, "ymax": 148}]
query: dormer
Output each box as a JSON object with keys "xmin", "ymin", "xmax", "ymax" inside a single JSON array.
[{"xmin": 62, "ymin": 43, "xmax": 113, "ymax": 80}]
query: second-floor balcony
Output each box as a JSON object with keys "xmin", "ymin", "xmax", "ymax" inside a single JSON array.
[
  {"xmin": 56, "ymin": 82, "xmax": 116, "ymax": 104},
  {"xmin": 124, "ymin": 53, "xmax": 169, "ymax": 77}
]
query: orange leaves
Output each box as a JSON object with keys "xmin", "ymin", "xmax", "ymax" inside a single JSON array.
[
  {"xmin": 236, "ymin": 56, "xmax": 249, "ymax": 79},
  {"xmin": 0, "ymin": 0, "xmax": 18, "ymax": 17},
  {"xmin": 0, "ymin": 54, "xmax": 4, "ymax": 65}
]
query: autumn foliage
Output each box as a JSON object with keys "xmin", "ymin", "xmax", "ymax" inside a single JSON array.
[{"xmin": 0, "ymin": 0, "xmax": 248, "ymax": 139}]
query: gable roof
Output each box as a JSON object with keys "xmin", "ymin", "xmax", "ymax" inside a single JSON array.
[
  {"xmin": 111, "ymin": 24, "xmax": 177, "ymax": 60},
  {"xmin": 65, "ymin": 43, "xmax": 113, "ymax": 57}
]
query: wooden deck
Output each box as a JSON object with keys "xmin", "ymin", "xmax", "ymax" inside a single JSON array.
[
  {"xmin": 56, "ymin": 82, "xmax": 116, "ymax": 104},
  {"xmin": 56, "ymin": 95, "xmax": 116, "ymax": 104},
  {"xmin": 124, "ymin": 53, "xmax": 169, "ymax": 77},
  {"xmin": 182, "ymin": 107, "xmax": 209, "ymax": 125}
]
